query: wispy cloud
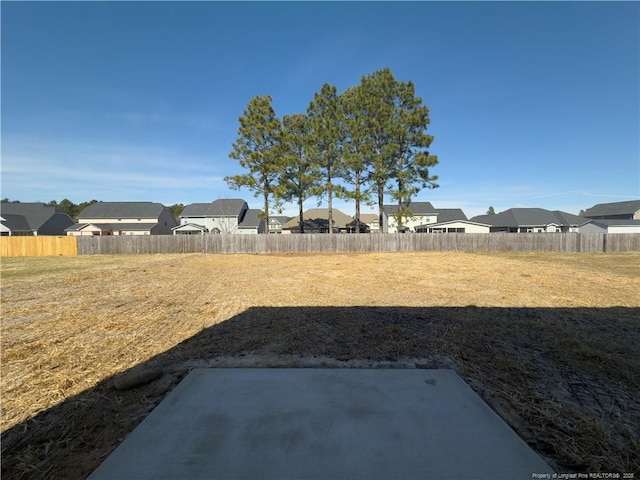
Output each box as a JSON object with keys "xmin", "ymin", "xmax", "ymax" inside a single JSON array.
[{"xmin": 1, "ymin": 135, "xmax": 228, "ymax": 204}]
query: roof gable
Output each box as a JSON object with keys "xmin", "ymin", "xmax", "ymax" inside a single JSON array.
[{"xmin": 78, "ymin": 202, "xmax": 166, "ymax": 219}]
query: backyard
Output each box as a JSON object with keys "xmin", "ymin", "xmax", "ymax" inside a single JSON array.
[{"xmin": 1, "ymin": 252, "xmax": 639, "ymax": 478}]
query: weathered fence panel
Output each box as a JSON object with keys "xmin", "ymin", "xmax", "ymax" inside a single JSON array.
[
  {"xmin": 75, "ymin": 233, "xmax": 640, "ymax": 255},
  {"xmin": 0, "ymin": 236, "xmax": 78, "ymax": 257}
]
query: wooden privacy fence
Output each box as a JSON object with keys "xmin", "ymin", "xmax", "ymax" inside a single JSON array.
[
  {"xmin": 76, "ymin": 233, "xmax": 640, "ymax": 255},
  {"xmin": 0, "ymin": 236, "xmax": 78, "ymax": 257}
]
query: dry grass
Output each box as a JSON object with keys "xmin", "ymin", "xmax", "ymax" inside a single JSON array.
[{"xmin": 1, "ymin": 252, "xmax": 639, "ymax": 478}]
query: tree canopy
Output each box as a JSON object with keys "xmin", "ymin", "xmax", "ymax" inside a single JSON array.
[
  {"xmin": 225, "ymin": 95, "xmax": 284, "ymax": 228},
  {"xmin": 225, "ymin": 68, "xmax": 439, "ymax": 233}
]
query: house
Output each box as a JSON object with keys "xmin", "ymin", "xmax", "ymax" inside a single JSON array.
[
  {"xmin": 177, "ymin": 199, "xmax": 247, "ymax": 234},
  {"xmin": 66, "ymin": 202, "xmax": 178, "ymax": 236},
  {"xmin": 0, "ymin": 214, "xmax": 34, "ymax": 236},
  {"xmin": 382, "ymin": 203, "xmax": 468, "ymax": 233},
  {"xmin": 415, "ymin": 219, "xmax": 491, "ymax": 233},
  {"xmin": 237, "ymin": 209, "xmax": 266, "ymax": 234},
  {"xmin": 170, "ymin": 223, "xmax": 209, "ymax": 235},
  {"xmin": 344, "ymin": 219, "xmax": 371, "ymax": 233},
  {"xmin": 579, "ymin": 219, "xmax": 640, "ymax": 234},
  {"xmin": 0, "ymin": 202, "xmax": 75, "ymax": 235},
  {"xmin": 282, "ymin": 208, "xmax": 354, "ymax": 233},
  {"xmin": 582, "ymin": 200, "xmax": 640, "ymax": 220},
  {"xmin": 267, "ymin": 216, "xmax": 290, "ymax": 234},
  {"xmin": 176, "ymin": 199, "xmax": 265, "ymax": 234},
  {"xmin": 469, "ymin": 208, "xmax": 588, "ymax": 233},
  {"xmin": 359, "ymin": 213, "xmax": 380, "ymax": 233}
]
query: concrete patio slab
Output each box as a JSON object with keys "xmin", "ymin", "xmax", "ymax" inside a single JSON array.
[{"xmin": 89, "ymin": 369, "xmax": 553, "ymax": 480}]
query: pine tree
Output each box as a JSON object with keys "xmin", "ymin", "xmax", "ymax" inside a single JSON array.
[{"xmin": 225, "ymin": 95, "xmax": 284, "ymax": 231}]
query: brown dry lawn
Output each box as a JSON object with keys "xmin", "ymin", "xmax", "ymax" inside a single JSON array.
[{"xmin": 1, "ymin": 252, "xmax": 639, "ymax": 478}]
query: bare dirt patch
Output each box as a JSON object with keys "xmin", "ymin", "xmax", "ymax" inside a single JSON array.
[{"xmin": 1, "ymin": 252, "xmax": 639, "ymax": 478}]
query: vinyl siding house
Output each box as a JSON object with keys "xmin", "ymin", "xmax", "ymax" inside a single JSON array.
[
  {"xmin": 66, "ymin": 202, "xmax": 178, "ymax": 236},
  {"xmin": 415, "ymin": 220, "xmax": 490, "ymax": 233},
  {"xmin": 359, "ymin": 214, "xmax": 380, "ymax": 233},
  {"xmin": 383, "ymin": 203, "xmax": 468, "ymax": 233},
  {"xmin": 267, "ymin": 216, "xmax": 290, "ymax": 234},
  {"xmin": 1, "ymin": 203, "xmax": 75, "ymax": 236},
  {"xmin": 579, "ymin": 219, "xmax": 640, "ymax": 234},
  {"xmin": 175, "ymin": 199, "xmax": 264, "ymax": 234},
  {"xmin": 470, "ymin": 208, "xmax": 588, "ymax": 233},
  {"xmin": 237, "ymin": 209, "xmax": 266, "ymax": 234},
  {"xmin": 582, "ymin": 200, "xmax": 640, "ymax": 220},
  {"xmin": 282, "ymin": 208, "xmax": 354, "ymax": 234}
]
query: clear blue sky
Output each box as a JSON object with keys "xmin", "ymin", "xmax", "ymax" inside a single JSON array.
[{"xmin": 2, "ymin": 1, "xmax": 638, "ymax": 218}]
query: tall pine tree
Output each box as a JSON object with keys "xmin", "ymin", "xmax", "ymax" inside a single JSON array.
[{"xmin": 225, "ymin": 95, "xmax": 283, "ymax": 231}]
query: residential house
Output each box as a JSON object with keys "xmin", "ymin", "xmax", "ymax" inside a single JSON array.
[
  {"xmin": 383, "ymin": 203, "xmax": 468, "ymax": 233},
  {"xmin": 66, "ymin": 202, "xmax": 178, "ymax": 236},
  {"xmin": 175, "ymin": 199, "xmax": 265, "ymax": 234},
  {"xmin": 579, "ymin": 219, "xmax": 640, "ymax": 234},
  {"xmin": 282, "ymin": 208, "xmax": 354, "ymax": 233},
  {"xmin": 344, "ymin": 219, "xmax": 371, "ymax": 233},
  {"xmin": 582, "ymin": 200, "xmax": 640, "ymax": 220},
  {"xmin": 469, "ymin": 208, "xmax": 588, "ymax": 233},
  {"xmin": 0, "ymin": 202, "xmax": 74, "ymax": 235},
  {"xmin": 267, "ymin": 216, "xmax": 290, "ymax": 234},
  {"xmin": 0, "ymin": 214, "xmax": 34, "ymax": 236},
  {"xmin": 359, "ymin": 213, "xmax": 380, "ymax": 233},
  {"xmin": 415, "ymin": 219, "xmax": 490, "ymax": 233},
  {"xmin": 237, "ymin": 209, "xmax": 266, "ymax": 234}
]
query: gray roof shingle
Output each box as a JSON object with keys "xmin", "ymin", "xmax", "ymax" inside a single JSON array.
[
  {"xmin": 238, "ymin": 209, "xmax": 264, "ymax": 228},
  {"xmin": 0, "ymin": 202, "xmax": 61, "ymax": 230},
  {"xmin": 78, "ymin": 202, "xmax": 166, "ymax": 219},
  {"xmin": 431, "ymin": 209, "xmax": 468, "ymax": 222},
  {"xmin": 382, "ymin": 202, "xmax": 435, "ymax": 215},
  {"xmin": 582, "ymin": 200, "xmax": 640, "ymax": 218},
  {"xmin": 470, "ymin": 208, "xmax": 588, "ymax": 227},
  {"xmin": 181, "ymin": 199, "xmax": 248, "ymax": 217},
  {"xmin": 1, "ymin": 213, "xmax": 33, "ymax": 233}
]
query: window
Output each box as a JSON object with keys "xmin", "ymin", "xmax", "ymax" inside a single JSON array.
[{"xmin": 447, "ymin": 228, "xmax": 465, "ymax": 233}]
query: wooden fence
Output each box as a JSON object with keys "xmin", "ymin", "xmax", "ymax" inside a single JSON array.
[
  {"xmin": 0, "ymin": 236, "xmax": 78, "ymax": 257},
  {"xmin": 75, "ymin": 233, "xmax": 640, "ymax": 255}
]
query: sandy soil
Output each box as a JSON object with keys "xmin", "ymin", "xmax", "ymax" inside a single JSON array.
[{"xmin": 1, "ymin": 252, "xmax": 639, "ymax": 478}]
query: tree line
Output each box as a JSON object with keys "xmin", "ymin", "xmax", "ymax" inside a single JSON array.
[{"xmin": 225, "ymin": 68, "xmax": 439, "ymax": 233}]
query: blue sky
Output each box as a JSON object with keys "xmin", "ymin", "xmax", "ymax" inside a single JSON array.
[{"xmin": 2, "ymin": 1, "xmax": 638, "ymax": 218}]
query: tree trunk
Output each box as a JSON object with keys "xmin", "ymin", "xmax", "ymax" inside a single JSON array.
[
  {"xmin": 378, "ymin": 184, "xmax": 385, "ymax": 234},
  {"xmin": 327, "ymin": 166, "xmax": 334, "ymax": 235},
  {"xmin": 298, "ymin": 197, "xmax": 304, "ymax": 234},
  {"xmin": 355, "ymin": 170, "xmax": 361, "ymax": 234},
  {"xmin": 263, "ymin": 185, "xmax": 269, "ymax": 235},
  {"xmin": 397, "ymin": 174, "xmax": 404, "ymax": 229}
]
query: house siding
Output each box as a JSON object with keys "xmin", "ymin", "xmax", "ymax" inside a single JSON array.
[
  {"xmin": 420, "ymin": 221, "xmax": 490, "ymax": 233},
  {"xmin": 155, "ymin": 209, "xmax": 179, "ymax": 234},
  {"xmin": 386, "ymin": 214, "xmax": 434, "ymax": 233}
]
